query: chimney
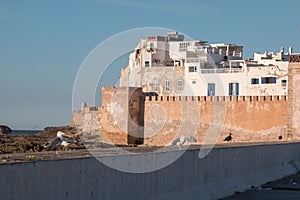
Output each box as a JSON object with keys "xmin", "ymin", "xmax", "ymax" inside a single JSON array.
[
  {"xmin": 81, "ymin": 102, "xmax": 87, "ymax": 111},
  {"xmin": 289, "ymin": 47, "xmax": 293, "ymax": 55}
]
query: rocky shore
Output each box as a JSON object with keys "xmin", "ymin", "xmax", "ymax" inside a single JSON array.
[
  {"xmin": 0, "ymin": 126, "xmax": 85, "ymax": 154},
  {"xmin": 0, "ymin": 125, "xmax": 12, "ymax": 134}
]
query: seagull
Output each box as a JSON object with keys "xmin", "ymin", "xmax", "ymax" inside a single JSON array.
[
  {"xmin": 61, "ymin": 137, "xmax": 73, "ymax": 147},
  {"xmin": 44, "ymin": 131, "xmax": 67, "ymax": 150},
  {"xmin": 223, "ymin": 133, "xmax": 232, "ymax": 142},
  {"xmin": 176, "ymin": 136, "xmax": 186, "ymax": 150}
]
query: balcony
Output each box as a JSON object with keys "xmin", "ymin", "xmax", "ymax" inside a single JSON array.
[{"xmin": 200, "ymin": 67, "xmax": 244, "ymax": 74}]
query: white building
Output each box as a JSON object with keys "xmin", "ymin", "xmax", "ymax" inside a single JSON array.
[{"xmin": 120, "ymin": 32, "xmax": 293, "ymax": 97}]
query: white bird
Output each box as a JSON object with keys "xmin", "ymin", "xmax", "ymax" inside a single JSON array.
[
  {"xmin": 44, "ymin": 131, "xmax": 69, "ymax": 150},
  {"xmin": 61, "ymin": 137, "xmax": 73, "ymax": 147},
  {"xmin": 176, "ymin": 136, "xmax": 186, "ymax": 150}
]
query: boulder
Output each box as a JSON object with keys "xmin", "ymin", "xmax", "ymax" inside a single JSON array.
[{"xmin": 0, "ymin": 125, "xmax": 12, "ymax": 134}]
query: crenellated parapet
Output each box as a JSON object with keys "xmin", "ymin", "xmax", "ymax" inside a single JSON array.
[
  {"xmin": 289, "ymin": 55, "xmax": 300, "ymax": 63},
  {"xmin": 144, "ymin": 95, "xmax": 287, "ymax": 102}
]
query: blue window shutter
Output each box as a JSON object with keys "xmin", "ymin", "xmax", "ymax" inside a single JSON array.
[
  {"xmin": 272, "ymin": 77, "xmax": 276, "ymax": 83},
  {"xmin": 208, "ymin": 83, "xmax": 215, "ymax": 96},
  {"xmin": 229, "ymin": 83, "xmax": 233, "ymax": 96},
  {"xmin": 207, "ymin": 84, "xmax": 210, "ymax": 96},
  {"xmin": 236, "ymin": 83, "xmax": 239, "ymax": 95},
  {"xmin": 261, "ymin": 78, "xmax": 265, "ymax": 84}
]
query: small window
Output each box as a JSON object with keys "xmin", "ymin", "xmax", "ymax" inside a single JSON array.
[
  {"xmin": 165, "ymin": 80, "xmax": 170, "ymax": 91},
  {"xmin": 192, "ymin": 80, "xmax": 196, "ymax": 84},
  {"xmin": 179, "ymin": 42, "xmax": 189, "ymax": 52},
  {"xmin": 145, "ymin": 61, "xmax": 150, "ymax": 67},
  {"xmin": 189, "ymin": 66, "xmax": 197, "ymax": 73},
  {"xmin": 251, "ymin": 78, "xmax": 259, "ymax": 85},
  {"xmin": 208, "ymin": 83, "xmax": 215, "ymax": 96},
  {"xmin": 261, "ymin": 77, "xmax": 276, "ymax": 84},
  {"xmin": 177, "ymin": 80, "xmax": 183, "ymax": 92},
  {"xmin": 282, "ymin": 80, "xmax": 287, "ymax": 86},
  {"xmin": 229, "ymin": 83, "xmax": 239, "ymax": 96},
  {"xmin": 153, "ymin": 79, "xmax": 158, "ymax": 91}
]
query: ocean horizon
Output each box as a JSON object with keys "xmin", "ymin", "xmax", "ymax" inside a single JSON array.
[{"xmin": 10, "ymin": 130, "xmax": 42, "ymax": 134}]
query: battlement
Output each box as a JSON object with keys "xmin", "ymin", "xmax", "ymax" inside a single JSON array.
[
  {"xmin": 144, "ymin": 95, "xmax": 287, "ymax": 102},
  {"xmin": 71, "ymin": 59, "xmax": 300, "ymax": 146},
  {"xmin": 289, "ymin": 55, "xmax": 300, "ymax": 63}
]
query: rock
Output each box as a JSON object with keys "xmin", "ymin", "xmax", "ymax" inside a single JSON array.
[
  {"xmin": 38, "ymin": 126, "xmax": 86, "ymax": 151},
  {"xmin": 39, "ymin": 126, "xmax": 78, "ymax": 138},
  {"xmin": 0, "ymin": 125, "xmax": 12, "ymax": 134}
]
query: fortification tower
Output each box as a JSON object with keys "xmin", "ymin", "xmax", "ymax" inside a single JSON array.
[{"xmin": 288, "ymin": 54, "xmax": 300, "ymax": 140}]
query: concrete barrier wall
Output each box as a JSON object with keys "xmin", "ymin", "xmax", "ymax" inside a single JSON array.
[{"xmin": 1, "ymin": 143, "xmax": 300, "ymax": 200}]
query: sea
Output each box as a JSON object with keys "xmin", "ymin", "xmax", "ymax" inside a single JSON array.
[{"xmin": 10, "ymin": 130, "xmax": 42, "ymax": 134}]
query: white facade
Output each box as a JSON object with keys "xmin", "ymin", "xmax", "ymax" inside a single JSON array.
[{"xmin": 120, "ymin": 32, "xmax": 292, "ymax": 97}]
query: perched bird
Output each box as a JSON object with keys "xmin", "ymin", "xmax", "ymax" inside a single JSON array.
[
  {"xmin": 44, "ymin": 131, "xmax": 67, "ymax": 150},
  {"xmin": 176, "ymin": 136, "xmax": 186, "ymax": 150},
  {"xmin": 223, "ymin": 133, "xmax": 232, "ymax": 142},
  {"xmin": 61, "ymin": 136, "xmax": 74, "ymax": 147}
]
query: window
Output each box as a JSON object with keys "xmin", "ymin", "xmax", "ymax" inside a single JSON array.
[
  {"xmin": 189, "ymin": 66, "xmax": 197, "ymax": 73},
  {"xmin": 236, "ymin": 83, "xmax": 239, "ymax": 96},
  {"xmin": 282, "ymin": 80, "xmax": 287, "ymax": 87},
  {"xmin": 153, "ymin": 79, "xmax": 158, "ymax": 91},
  {"xmin": 165, "ymin": 80, "xmax": 170, "ymax": 91},
  {"xmin": 229, "ymin": 83, "xmax": 239, "ymax": 96},
  {"xmin": 251, "ymin": 78, "xmax": 259, "ymax": 85},
  {"xmin": 208, "ymin": 83, "xmax": 215, "ymax": 96},
  {"xmin": 229, "ymin": 83, "xmax": 233, "ymax": 96},
  {"xmin": 179, "ymin": 42, "xmax": 189, "ymax": 52},
  {"xmin": 192, "ymin": 80, "xmax": 196, "ymax": 84},
  {"xmin": 177, "ymin": 80, "xmax": 183, "ymax": 92},
  {"xmin": 145, "ymin": 61, "xmax": 150, "ymax": 67},
  {"xmin": 261, "ymin": 77, "xmax": 276, "ymax": 84}
]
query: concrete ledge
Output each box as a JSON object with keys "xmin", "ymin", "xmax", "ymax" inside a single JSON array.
[{"xmin": 1, "ymin": 143, "xmax": 300, "ymax": 200}]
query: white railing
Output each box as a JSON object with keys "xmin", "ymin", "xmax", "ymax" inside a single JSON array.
[{"xmin": 201, "ymin": 68, "xmax": 244, "ymax": 74}]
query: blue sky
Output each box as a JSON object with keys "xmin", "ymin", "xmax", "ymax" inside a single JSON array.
[{"xmin": 0, "ymin": 0, "xmax": 299, "ymax": 129}]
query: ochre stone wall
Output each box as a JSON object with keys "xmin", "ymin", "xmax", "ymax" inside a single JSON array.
[
  {"xmin": 73, "ymin": 88, "xmax": 288, "ymax": 146},
  {"xmin": 72, "ymin": 87, "xmax": 129, "ymax": 145},
  {"xmin": 97, "ymin": 106, "xmax": 128, "ymax": 145},
  {"xmin": 98, "ymin": 87, "xmax": 129, "ymax": 145},
  {"xmin": 99, "ymin": 86, "xmax": 144, "ymax": 145},
  {"xmin": 288, "ymin": 55, "xmax": 300, "ymax": 140},
  {"xmin": 143, "ymin": 96, "xmax": 288, "ymax": 146}
]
